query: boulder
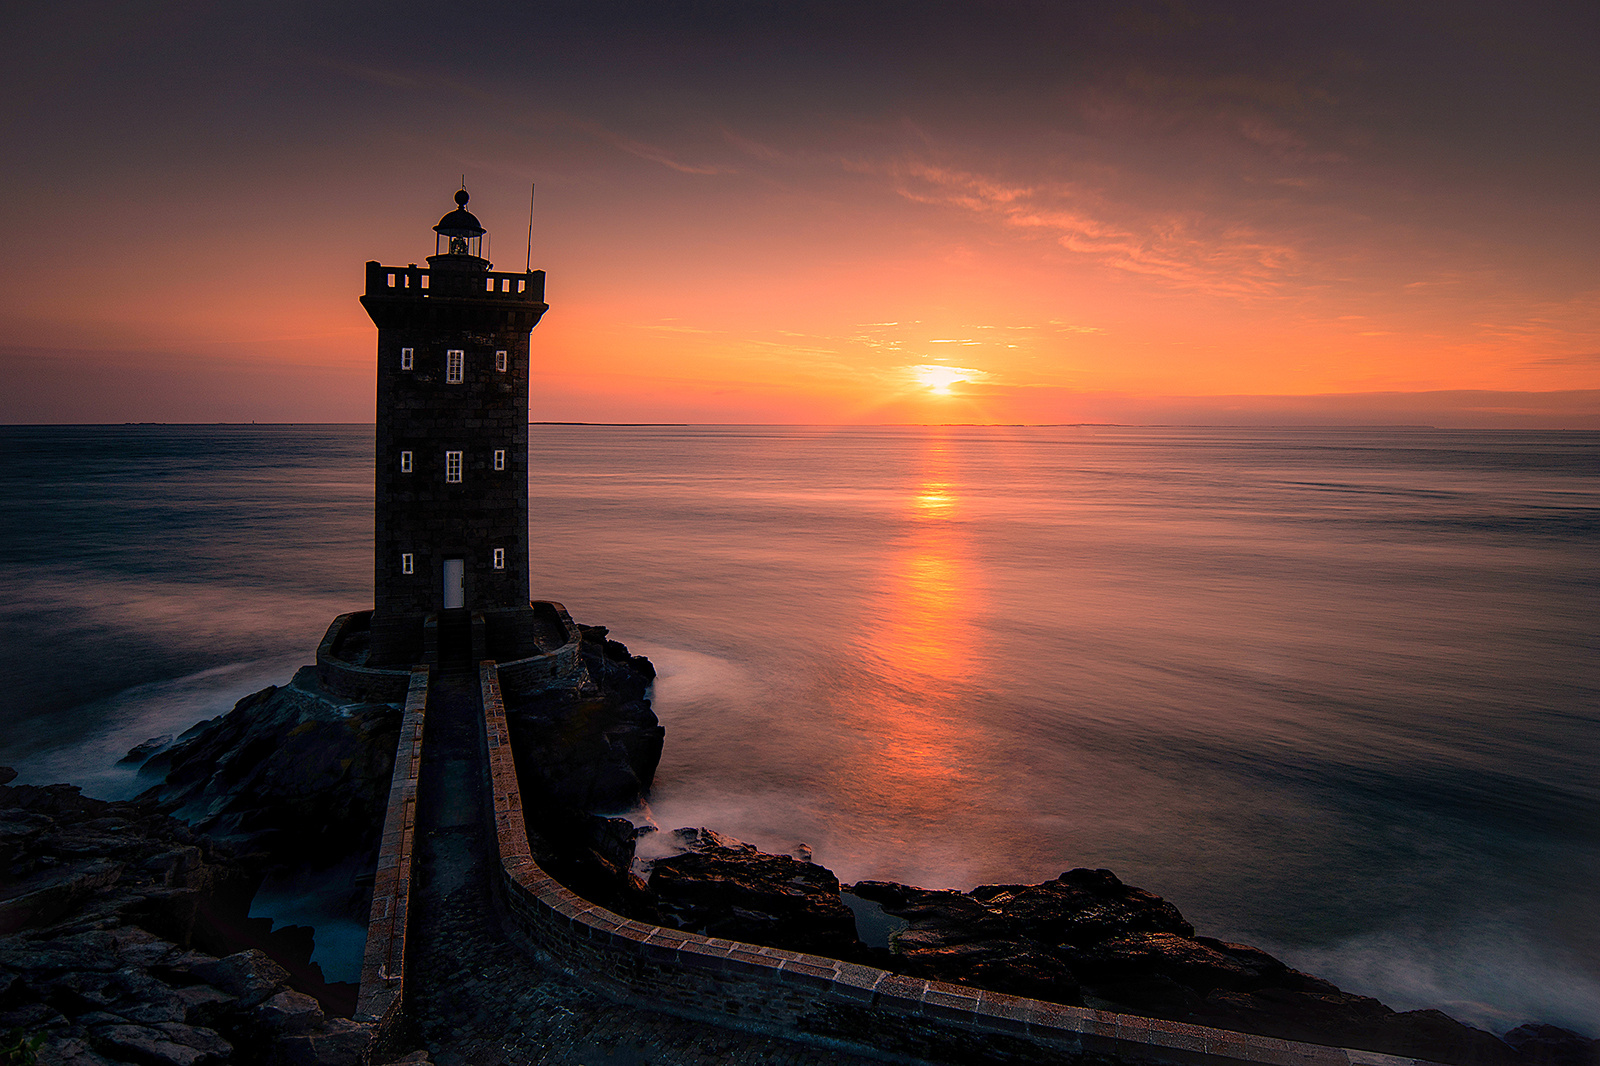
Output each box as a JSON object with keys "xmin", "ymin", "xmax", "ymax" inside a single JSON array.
[
  {"xmin": 135, "ymin": 668, "xmax": 400, "ymax": 870},
  {"xmin": 1073, "ymin": 931, "xmax": 1260, "ymax": 992},
  {"xmin": 120, "ymin": 737, "xmax": 175, "ymax": 766},
  {"xmin": 248, "ymin": 990, "xmax": 325, "ymax": 1036},
  {"xmin": 0, "ymin": 808, "xmax": 54, "ymax": 867},
  {"xmin": 1503, "ymin": 1024, "xmax": 1600, "ymax": 1066},
  {"xmin": 270, "ymin": 1017, "xmax": 368, "ymax": 1066},
  {"xmin": 90, "ymin": 1022, "xmax": 231, "ymax": 1066},
  {"xmin": 35, "ymin": 1035, "xmax": 118, "ymax": 1066},
  {"xmin": 506, "ymin": 630, "xmax": 662, "ymax": 813},
  {"xmin": 188, "ymin": 952, "xmax": 292, "ymax": 1010},
  {"xmin": 645, "ymin": 830, "xmax": 860, "ymax": 957}
]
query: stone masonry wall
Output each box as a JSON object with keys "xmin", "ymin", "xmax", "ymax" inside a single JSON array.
[
  {"xmin": 493, "ymin": 602, "xmax": 583, "ymax": 698},
  {"xmin": 355, "ymin": 665, "xmax": 430, "ymax": 1062},
  {"xmin": 317, "ymin": 612, "xmax": 415, "ymax": 703},
  {"xmin": 364, "ymin": 262, "xmax": 548, "ymax": 665},
  {"xmin": 477, "ymin": 662, "xmax": 1447, "ymax": 1066}
]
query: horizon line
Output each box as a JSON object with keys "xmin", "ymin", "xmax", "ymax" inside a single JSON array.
[{"xmin": 21, "ymin": 420, "xmax": 1596, "ymax": 432}]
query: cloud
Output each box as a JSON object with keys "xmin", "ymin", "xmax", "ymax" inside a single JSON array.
[
  {"xmin": 576, "ymin": 120, "xmax": 737, "ymax": 176},
  {"xmin": 1514, "ymin": 352, "xmax": 1600, "ymax": 370},
  {"xmin": 868, "ymin": 158, "xmax": 1301, "ymax": 297}
]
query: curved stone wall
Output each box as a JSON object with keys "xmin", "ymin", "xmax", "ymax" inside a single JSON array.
[
  {"xmin": 321, "ymin": 605, "xmax": 582, "ymax": 703},
  {"xmin": 494, "ymin": 601, "xmax": 582, "ymax": 698},
  {"xmin": 477, "ymin": 662, "xmax": 1444, "ymax": 1066},
  {"xmin": 317, "ymin": 612, "xmax": 415, "ymax": 703}
]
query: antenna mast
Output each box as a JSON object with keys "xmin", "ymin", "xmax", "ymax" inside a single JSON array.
[{"xmin": 526, "ymin": 182, "xmax": 536, "ymax": 273}]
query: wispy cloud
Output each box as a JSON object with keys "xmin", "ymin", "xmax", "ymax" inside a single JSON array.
[
  {"xmin": 869, "ymin": 159, "xmax": 1301, "ymax": 296},
  {"xmin": 1513, "ymin": 352, "xmax": 1600, "ymax": 370},
  {"xmin": 577, "ymin": 120, "xmax": 736, "ymax": 176}
]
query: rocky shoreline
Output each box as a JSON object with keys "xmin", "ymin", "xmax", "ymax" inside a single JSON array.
[
  {"xmin": 4, "ymin": 625, "xmax": 1595, "ymax": 1066},
  {"xmin": 0, "ymin": 769, "xmax": 373, "ymax": 1066}
]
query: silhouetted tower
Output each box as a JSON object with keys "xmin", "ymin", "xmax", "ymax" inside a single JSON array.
[{"xmin": 360, "ymin": 190, "xmax": 548, "ymax": 665}]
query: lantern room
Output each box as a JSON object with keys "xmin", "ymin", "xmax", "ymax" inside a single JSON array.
[{"xmin": 432, "ymin": 189, "xmax": 486, "ymax": 260}]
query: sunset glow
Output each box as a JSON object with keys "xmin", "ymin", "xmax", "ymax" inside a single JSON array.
[
  {"xmin": 911, "ymin": 365, "xmax": 984, "ymax": 396},
  {"xmin": 3, "ymin": 3, "xmax": 1598, "ymax": 426}
]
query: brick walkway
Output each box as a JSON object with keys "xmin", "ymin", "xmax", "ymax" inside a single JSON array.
[{"xmin": 405, "ymin": 670, "xmax": 900, "ymax": 1066}]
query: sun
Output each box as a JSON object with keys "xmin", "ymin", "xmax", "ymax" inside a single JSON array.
[{"xmin": 911, "ymin": 364, "xmax": 982, "ymax": 395}]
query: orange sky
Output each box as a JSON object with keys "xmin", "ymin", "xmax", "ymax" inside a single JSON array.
[{"xmin": 4, "ymin": 2, "xmax": 1598, "ymax": 426}]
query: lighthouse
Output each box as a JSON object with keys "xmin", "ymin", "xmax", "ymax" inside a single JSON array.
[{"xmin": 359, "ymin": 190, "xmax": 549, "ymax": 666}]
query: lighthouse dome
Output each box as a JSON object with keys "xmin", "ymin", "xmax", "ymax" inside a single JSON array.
[{"xmin": 434, "ymin": 189, "xmax": 485, "ymax": 238}]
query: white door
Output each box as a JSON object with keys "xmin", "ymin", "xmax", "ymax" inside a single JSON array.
[{"xmin": 442, "ymin": 558, "xmax": 464, "ymax": 609}]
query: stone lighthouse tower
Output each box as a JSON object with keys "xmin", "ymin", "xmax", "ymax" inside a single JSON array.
[{"xmin": 359, "ymin": 190, "xmax": 549, "ymax": 665}]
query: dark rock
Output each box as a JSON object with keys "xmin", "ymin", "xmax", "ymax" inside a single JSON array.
[
  {"xmin": 842, "ymin": 868, "xmax": 1525, "ymax": 1063},
  {"xmin": 0, "ymin": 941, "xmax": 118, "ymax": 976},
  {"xmin": 506, "ymin": 695, "xmax": 662, "ymax": 813},
  {"xmin": 43, "ymin": 969, "xmax": 123, "ymax": 1014},
  {"xmin": 171, "ymin": 985, "xmax": 235, "ymax": 1025},
  {"xmin": 247, "ymin": 990, "xmax": 324, "ymax": 1036},
  {"xmin": 505, "ymin": 628, "xmax": 661, "ymax": 814},
  {"xmin": 1377, "ymin": 1009, "xmax": 1524, "ymax": 1065},
  {"xmin": 188, "ymin": 951, "xmax": 291, "ymax": 1009},
  {"xmin": 1189, "ymin": 984, "xmax": 1515, "ymax": 1063},
  {"xmin": 0, "ymin": 1000, "xmax": 69, "ymax": 1030},
  {"xmin": 3, "ymin": 669, "xmax": 412, "ymax": 1066},
  {"xmin": 135, "ymin": 669, "xmax": 400, "ymax": 870},
  {"xmin": 0, "ymin": 808, "xmax": 54, "ymax": 866},
  {"xmin": 0, "ymin": 859, "xmax": 126, "ymax": 935},
  {"xmin": 377, "ymin": 1052, "xmax": 430, "ymax": 1066},
  {"xmin": 1074, "ymin": 932, "xmax": 1259, "ymax": 992},
  {"xmin": 1089, "ymin": 973, "xmax": 1205, "ymax": 1017},
  {"xmin": 645, "ymin": 830, "xmax": 860, "ymax": 957},
  {"xmin": 849, "ymin": 882, "xmax": 1080, "ymax": 1004},
  {"xmin": 271, "ymin": 1017, "xmax": 368, "ymax": 1066},
  {"xmin": 121, "ymin": 737, "xmax": 175, "ymax": 767},
  {"xmin": 92, "ymin": 1022, "xmax": 231, "ymax": 1066},
  {"xmin": 112, "ymin": 970, "xmax": 191, "ymax": 1024},
  {"xmin": 984, "ymin": 868, "xmax": 1194, "ymax": 947},
  {"xmin": 1504, "ymin": 1024, "xmax": 1600, "ymax": 1066},
  {"xmin": 929, "ymin": 944, "xmax": 1081, "ymax": 1004},
  {"xmin": 35, "ymin": 1035, "xmax": 117, "ymax": 1066}
]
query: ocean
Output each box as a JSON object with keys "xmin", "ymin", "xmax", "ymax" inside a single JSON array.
[{"xmin": 1, "ymin": 423, "xmax": 1596, "ymax": 1036}]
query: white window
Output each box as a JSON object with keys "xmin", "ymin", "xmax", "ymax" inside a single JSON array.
[
  {"xmin": 446, "ymin": 349, "xmax": 464, "ymax": 383},
  {"xmin": 400, "ymin": 347, "xmax": 414, "ymax": 370},
  {"xmin": 445, "ymin": 450, "xmax": 462, "ymax": 483},
  {"xmin": 400, "ymin": 450, "xmax": 412, "ymax": 473},
  {"xmin": 495, "ymin": 350, "xmax": 507, "ymax": 372},
  {"xmin": 401, "ymin": 552, "xmax": 414, "ymax": 575},
  {"xmin": 493, "ymin": 449, "xmax": 505, "ymax": 471},
  {"xmin": 493, "ymin": 548, "xmax": 505, "ymax": 570}
]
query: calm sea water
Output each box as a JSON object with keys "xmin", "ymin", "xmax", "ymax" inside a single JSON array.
[{"xmin": 1, "ymin": 424, "xmax": 1596, "ymax": 1035}]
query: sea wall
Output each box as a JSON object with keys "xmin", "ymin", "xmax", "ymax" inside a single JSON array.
[
  {"xmin": 494, "ymin": 602, "xmax": 583, "ymax": 697},
  {"xmin": 354, "ymin": 665, "xmax": 429, "ymax": 1060},
  {"xmin": 317, "ymin": 612, "xmax": 413, "ymax": 703},
  {"xmin": 477, "ymin": 662, "xmax": 1441, "ymax": 1066},
  {"xmin": 320, "ymin": 606, "xmax": 583, "ymax": 703}
]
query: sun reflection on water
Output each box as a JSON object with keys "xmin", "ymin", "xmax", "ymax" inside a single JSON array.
[{"xmin": 831, "ymin": 434, "xmax": 987, "ymax": 832}]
